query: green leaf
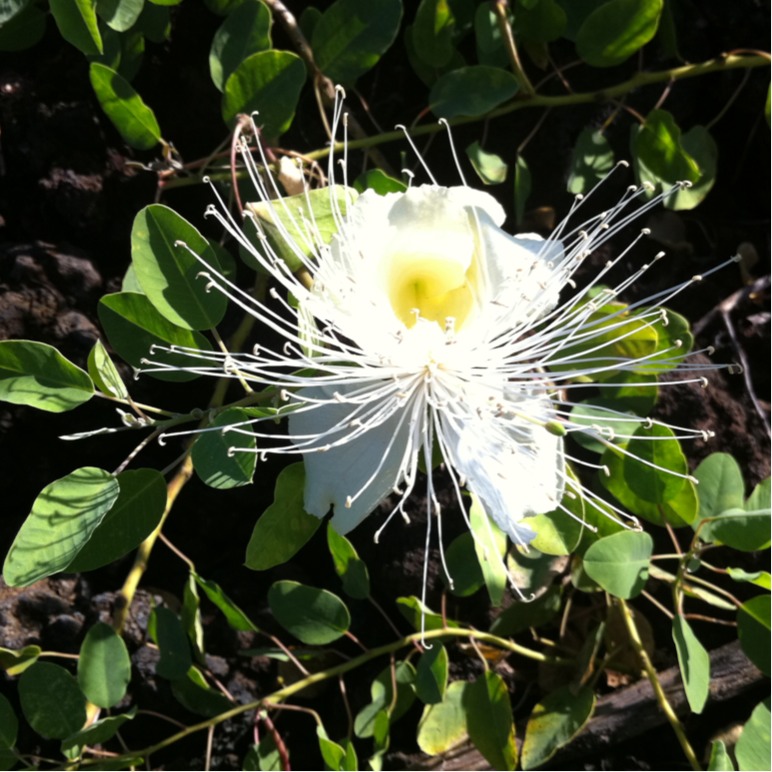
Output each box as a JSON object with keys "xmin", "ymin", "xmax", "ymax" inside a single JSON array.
[
  {"xmin": 60, "ymin": 709, "xmax": 137, "ymax": 755},
  {"xmin": 514, "ymin": 0, "xmax": 566, "ymax": 43},
  {"xmin": 89, "ymin": 63, "xmax": 161, "ymax": 149},
  {"xmin": 244, "ymin": 186, "xmax": 357, "ymax": 273},
  {"xmin": 353, "ymin": 168, "xmax": 407, "ymax": 195},
  {"xmin": 672, "ymin": 616, "xmax": 710, "ymax": 714},
  {"xmin": 622, "ymin": 423, "xmax": 688, "ymax": 503},
  {"xmin": 97, "ymin": 0, "xmax": 144, "ymax": 32},
  {"xmin": 727, "ymin": 568, "xmax": 771, "ymax": 590},
  {"xmin": 132, "ymin": 204, "xmax": 227, "ymax": 330},
  {"xmin": 192, "ymin": 407, "xmax": 259, "ymax": 489},
  {"xmin": 694, "ymin": 452, "xmax": 746, "ymax": 518},
  {"xmin": 470, "ymin": 496, "xmax": 508, "ymax": 606},
  {"xmin": 65, "ymin": 468, "xmax": 166, "ymax": 573},
  {"xmin": 0, "ymin": 3, "xmax": 45, "ymax": 51},
  {"xmin": 490, "ymin": 585, "xmax": 562, "ymax": 636},
  {"xmin": 316, "ymin": 725, "xmax": 347, "ymax": 771},
  {"xmin": 736, "ymin": 698, "xmax": 771, "ymax": 772},
  {"xmin": 0, "ymin": 339, "xmax": 93, "ymax": 413},
  {"xmin": 268, "ymin": 580, "xmax": 350, "ymax": 645},
  {"xmin": 0, "ymin": 644, "xmax": 41, "ymax": 676},
  {"xmin": 0, "ymin": 692, "xmax": 17, "ymax": 750},
  {"xmin": 528, "ymin": 468, "xmax": 586, "ymax": 555},
  {"xmin": 353, "ymin": 661, "xmax": 416, "ymax": 739},
  {"xmin": 221, "ymin": 50, "xmax": 306, "ymax": 136},
  {"xmin": 182, "ymin": 573, "xmax": 205, "ymax": 661},
  {"xmin": 412, "ymin": 0, "xmax": 458, "ymax": 68},
  {"xmin": 417, "ymin": 680, "xmax": 468, "ymax": 755},
  {"xmin": 246, "ymin": 463, "xmax": 321, "ymax": 570},
  {"xmin": 18, "ymin": 662, "xmax": 87, "ymax": 740},
  {"xmin": 466, "ymin": 141, "xmax": 507, "ymax": 185},
  {"xmin": 737, "ymin": 595, "xmax": 770, "ymax": 676},
  {"xmin": 98, "ymin": 291, "xmax": 213, "ymax": 381},
  {"xmin": 326, "ymin": 524, "xmax": 370, "ymax": 599},
  {"xmin": 707, "ymin": 740, "xmax": 735, "ymax": 771},
  {"xmin": 193, "ymin": 572, "xmax": 259, "ymax": 632},
  {"xmin": 567, "ymin": 128, "xmax": 615, "ymax": 195},
  {"xmin": 521, "ymin": 685, "xmax": 596, "ymax": 769},
  {"xmin": 397, "ymin": 596, "xmax": 458, "ymax": 632},
  {"xmin": 582, "ymin": 530, "xmax": 652, "ymax": 598},
  {"xmin": 704, "ymin": 509, "xmax": 771, "ymax": 553},
  {"xmin": 170, "ymin": 667, "xmax": 233, "ymax": 717},
  {"xmin": 632, "ymin": 110, "xmax": 717, "ymax": 210},
  {"xmin": 442, "ymin": 532, "xmax": 484, "ymax": 596},
  {"xmin": 415, "ymin": 644, "xmax": 448, "ymax": 705},
  {"xmin": 50, "ymin": 0, "xmax": 103, "ymax": 55},
  {"xmin": 87, "ymin": 338, "xmax": 128, "ymax": 400},
  {"xmin": 464, "ymin": 671, "xmax": 517, "ymax": 771},
  {"xmin": 209, "ymin": 0, "xmax": 272, "ymax": 92},
  {"xmin": 150, "ymin": 606, "xmax": 192, "ymax": 679},
  {"xmin": 312, "ymin": 0, "xmax": 402, "ymax": 84},
  {"xmin": 135, "ymin": 0, "xmax": 169, "ymax": 41},
  {"xmin": 576, "ymin": 0, "xmax": 662, "ymax": 67},
  {"xmin": 3, "ymin": 467, "xmax": 120, "ymax": 587},
  {"xmin": 77, "ymin": 623, "xmax": 131, "ymax": 708},
  {"xmin": 430, "ymin": 65, "xmax": 518, "ymax": 119}
]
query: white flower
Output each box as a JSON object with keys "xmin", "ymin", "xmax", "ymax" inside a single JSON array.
[{"xmin": 153, "ymin": 102, "xmax": 733, "ymax": 575}]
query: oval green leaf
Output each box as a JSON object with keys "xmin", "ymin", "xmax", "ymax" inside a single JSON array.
[
  {"xmin": 672, "ymin": 615, "xmax": 710, "ymax": 714},
  {"xmin": 567, "ymin": 128, "xmax": 615, "ymax": 195},
  {"xmin": 89, "ymin": 63, "xmax": 161, "ymax": 149},
  {"xmin": 98, "ymin": 291, "xmax": 213, "ymax": 381},
  {"xmin": 78, "ymin": 623, "xmax": 131, "ymax": 708},
  {"xmin": 464, "ymin": 671, "xmax": 517, "ymax": 771},
  {"xmin": 132, "ymin": 204, "xmax": 227, "ymax": 330},
  {"xmin": 0, "ymin": 692, "xmax": 17, "ymax": 750},
  {"xmin": 192, "ymin": 407, "xmax": 259, "ymax": 489},
  {"xmin": 3, "ymin": 467, "xmax": 120, "ymax": 587},
  {"xmin": 151, "ymin": 606, "xmax": 193, "ymax": 680},
  {"xmin": 353, "ymin": 661, "xmax": 416, "ymax": 738},
  {"xmin": 18, "ymin": 662, "xmax": 87, "ymax": 740},
  {"xmin": 60, "ymin": 708, "xmax": 137, "ymax": 755},
  {"xmin": 521, "ymin": 685, "xmax": 596, "ymax": 769},
  {"xmin": 415, "ymin": 644, "xmax": 448, "ymax": 705},
  {"xmin": 0, "ymin": 339, "xmax": 93, "ymax": 413},
  {"xmin": 50, "ymin": 0, "xmax": 103, "ymax": 55},
  {"xmin": 209, "ymin": 0, "xmax": 272, "ymax": 92},
  {"xmin": 576, "ymin": 0, "xmax": 662, "ymax": 67},
  {"xmin": 417, "ymin": 680, "xmax": 468, "ymax": 755},
  {"xmin": 87, "ymin": 338, "xmax": 128, "ymax": 400},
  {"xmin": 245, "ymin": 463, "xmax": 321, "ymax": 570},
  {"xmin": 694, "ymin": 452, "xmax": 746, "ymax": 519},
  {"xmin": 221, "ymin": 50, "xmax": 306, "ymax": 136},
  {"xmin": 193, "ymin": 572, "xmax": 259, "ymax": 632},
  {"xmin": 583, "ymin": 530, "xmax": 653, "ymax": 598},
  {"xmin": 312, "ymin": 0, "xmax": 402, "ymax": 84},
  {"xmin": 267, "ymin": 580, "xmax": 350, "ymax": 645},
  {"xmin": 97, "ymin": 0, "xmax": 144, "ymax": 32},
  {"xmin": 430, "ymin": 65, "xmax": 519, "ymax": 119},
  {"xmin": 623, "ymin": 423, "xmax": 688, "ymax": 504}
]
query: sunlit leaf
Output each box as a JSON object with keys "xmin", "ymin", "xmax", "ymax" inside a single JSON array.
[
  {"xmin": 417, "ymin": 680, "xmax": 468, "ymax": 755},
  {"xmin": 245, "ymin": 463, "xmax": 321, "ymax": 570},
  {"xmin": 78, "ymin": 623, "xmax": 131, "ymax": 708},
  {"xmin": 576, "ymin": 0, "xmax": 662, "ymax": 67},
  {"xmin": 222, "ymin": 50, "xmax": 306, "ymax": 136},
  {"xmin": 415, "ymin": 644, "xmax": 448, "ymax": 705},
  {"xmin": 567, "ymin": 128, "xmax": 615, "ymax": 195},
  {"xmin": 51, "ymin": 0, "xmax": 103, "ymax": 55},
  {"xmin": 672, "ymin": 616, "xmax": 710, "ymax": 713},
  {"xmin": 193, "ymin": 572, "xmax": 259, "ymax": 632},
  {"xmin": 466, "ymin": 141, "xmax": 508, "ymax": 185},
  {"xmin": 583, "ymin": 530, "xmax": 652, "ymax": 598},
  {"xmin": 737, "ymin": 595, "xmax": 770, "ymax": 676},
  {"xmin": 521, "ymin": 685, "xmax": 595, "ymax": 769},
  {"xmin": 3, "ymin": 467, "xmax": 120, "ymax": 587},
  {"xmin": 0, "ymin": 340, "xmax": 93, "ymax": 413},
  {"xmin": 326, "ymin": 524, "xmax": 370, "ymax": 599},
  {"xmin": 736, "ymin": 698, "xmax": 771, "ymax": 772},
  {"xmin": 90, "ymin": 63, "xmax": 161, "ymax": 149},
  {"xmin": 354, "ymin": 661, "xmax": 415, "ymax": 738}
]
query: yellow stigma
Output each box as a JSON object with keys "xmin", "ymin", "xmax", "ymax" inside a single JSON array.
[{"xmin": 387, "ymin": 250, "xmax": 476, "ymax": 329}]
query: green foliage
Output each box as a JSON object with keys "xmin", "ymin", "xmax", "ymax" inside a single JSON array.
[
  {"xmin": 736, "ymin": 699, "xmax": 771, "ymax": 772},
  {"xmin": 268, "ymin": 580, "xmax": 350, "ymax": 645},
  {"xmin": 78, "ymin": 623, "xmax": 132, "ymax": 708},
  {"xmin": 50, "ymin": 0, "xmax": 103, "ymax": 55},
  {"xmin": 737, "ymin": 594, "xmax": 770, "ymax": 676},
  {"xmin": 18, "ymin": 663, "xmax": 87, "ymax": 740},
  {"xmin": 4, "ymin": 468, "xmax": 121, "ymax": 587},
  {"xmin": 583, "ymin": 530, "xmax": 653, "ymax": 598},
  {"xmin": 417, "ymin": 680, "xmax": 468, "ymax": 755},
  {"xmin": 464, "ymin": 671, "xmax": 517, "ymax": 770},
  {"xmin": 430, "ymin": 65, "xmax": 519, "ymax": 118},
  {"xmin": 672, "ymin": 615, "xmax": 710, "ymax": 713},
  {"xmin": 326, "ymin": 524, "xmax": 370, "ymax": 599}
]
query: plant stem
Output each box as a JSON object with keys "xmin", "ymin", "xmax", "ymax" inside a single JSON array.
[
  {"xmin": 81, "ymin": 627, "xmax": 571, "ymax": 765},
  {"xmin": 617, "ymin": 598, "xmax": 702, "ymax": 772},
  {"xmin": 493, "ymin": 0, "xmax": 536, "ymax": 96}
]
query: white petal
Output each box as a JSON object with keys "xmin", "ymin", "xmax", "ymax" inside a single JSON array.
[
  {"xmin": 288, "ymin": 384, "xmax": 414, "ymax": 534},
  {"xmin": 440, "ymin": 388, "xmax": 564, "ymax": 544}
]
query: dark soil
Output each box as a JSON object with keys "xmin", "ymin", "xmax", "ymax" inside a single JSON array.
[{"xmin": 1, "ymin": 2, "xmax": 769, "ymax": 769}]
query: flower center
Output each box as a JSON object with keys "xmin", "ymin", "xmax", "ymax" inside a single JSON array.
[{"xmin": 386, "ymin": 250, "xmax": 475, "ymax": 330}]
